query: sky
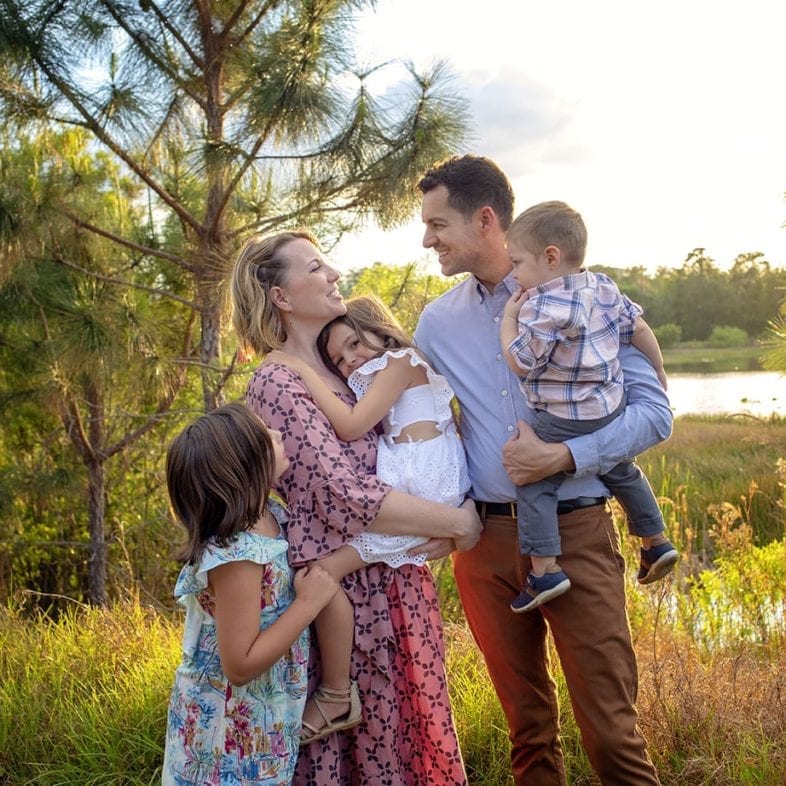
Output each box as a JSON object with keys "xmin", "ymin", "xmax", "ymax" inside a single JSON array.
[{"xmin": 332, "ymin": 0, "xmax": 786, "ymax": 277}]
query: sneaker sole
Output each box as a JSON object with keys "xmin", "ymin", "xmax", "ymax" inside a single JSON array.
[
  {"xmin": 510, "ymin": 579, "xmax": 571, "ymax": 613},
  {"xmin": 638, "ymin": 549, "xmax": 679, "ymax": 585}
]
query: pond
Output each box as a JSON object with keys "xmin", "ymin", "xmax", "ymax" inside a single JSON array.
[{"xmin": 667, "ymin": 370, "xmax": 785, "ymax": 418}]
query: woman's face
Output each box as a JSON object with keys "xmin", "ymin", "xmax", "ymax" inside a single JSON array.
[
  {"xmin": 326, "ymin": 322, "xmax": 385, "ymax": 378},
  {"xmin": 276, "ymin": 238, "xmax": 345, "ymax": 325}
]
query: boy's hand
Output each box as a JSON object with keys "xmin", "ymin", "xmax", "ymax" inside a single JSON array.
[
  {"xmin": 293, "ymin": 565, "xmax": 339, "ymax": 612},
  {"xmin": 503, "ymin": 287, "xmax": 526, "ymax": 323}
]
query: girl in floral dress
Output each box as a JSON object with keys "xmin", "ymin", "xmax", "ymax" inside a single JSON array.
[
  {"xmin": 230, "ymin": 231, "xmax": 481, "ymax": 785},
  {"xmin": 162, "ymin": 403, "xmax": 339, "ymax": 785}
]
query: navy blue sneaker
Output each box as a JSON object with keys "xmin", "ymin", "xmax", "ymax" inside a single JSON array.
[
  {"xmin": 637, "ymin": 540, "xmax": 679, "ymax": 585},
  {"xmin": 511, "ymin": 568, "xmax": 571, "ymax": 613}
]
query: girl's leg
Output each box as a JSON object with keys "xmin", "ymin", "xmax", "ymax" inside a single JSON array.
[{"xmin": 302, "ymin": 546, "xmax": 366, "ymax": 736}]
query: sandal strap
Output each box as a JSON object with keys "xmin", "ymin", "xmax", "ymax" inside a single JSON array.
[{"xmin": 313, "ymin": 684, "xmax": 352, "ymax": 702}]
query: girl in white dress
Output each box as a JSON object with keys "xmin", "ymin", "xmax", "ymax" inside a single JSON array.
[{"xmin": 266, "ymin": 294, "xmax": 470, "ymax": 743}]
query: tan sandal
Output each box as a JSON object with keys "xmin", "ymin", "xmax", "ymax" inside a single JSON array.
[{"xmin": 299, "ymin": 680, "xmax": 362, "ymax": 746}]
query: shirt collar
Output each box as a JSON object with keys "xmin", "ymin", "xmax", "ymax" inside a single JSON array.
[{"xmin": 473, "ymin": 271, "xmax": 519, "ymax": 302}]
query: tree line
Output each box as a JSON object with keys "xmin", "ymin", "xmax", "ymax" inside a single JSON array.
[{"xmin": 0, "ymin": 1, "xmax": 784, "ymax": 612}]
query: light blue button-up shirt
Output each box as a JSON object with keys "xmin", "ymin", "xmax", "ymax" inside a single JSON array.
[{"xmin": 414, "ymin": 272, "xmax": 673, "ymax": 503}]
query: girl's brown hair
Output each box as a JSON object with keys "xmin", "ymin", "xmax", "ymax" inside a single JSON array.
[
  {"xmin": 317, "ymin": 294, "xmax": 414, "ymax": 379},
  {"xmin": 165, "ymin": 402, "xmax": 277, "ymax": 564}
]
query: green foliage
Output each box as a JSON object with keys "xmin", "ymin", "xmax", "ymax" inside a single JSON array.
[
  {"xmin": 708, "ymin": 325, "xmax": 749, "ymax": 348},
  {"xmin": 0, "ymin": 0, "xmax": 470, "ymax": 408},
  {"xmin": 653, "ymin": 322, "xmax": 682, "ymax": 349},
  {"xmin": 761, "ymin": 300, "xmax": 786, "ymax": 373},
  {"xmin": 594, "ymin": 251, "xmax": 786, "ymax": 343},
  {"xmin": 344, "ymin": 261, "xmax": 458, "ymax": 335}
]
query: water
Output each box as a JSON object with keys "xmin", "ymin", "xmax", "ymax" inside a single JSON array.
[{"xmin": 666, "ymin": 370, "xmax": 785, "ymax": 417}]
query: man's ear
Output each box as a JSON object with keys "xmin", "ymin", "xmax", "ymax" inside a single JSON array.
[
  {"xmin": 544, "ymin": 245, "xmax": 561, "ymax": 268},
  {"xmin": 477, "ymin": 205, "xmax": 498, "ymax": 234},
  {"xmin": 269, "ymin": 285, "xmax": 292, "ymax": 312}
]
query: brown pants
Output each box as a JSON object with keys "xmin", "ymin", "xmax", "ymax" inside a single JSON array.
[{"xmin": 453, "ymin": 505, "xmax": 659, "ymax": 786}]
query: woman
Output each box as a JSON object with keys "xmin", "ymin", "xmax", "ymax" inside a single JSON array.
[{"xmin": 230, "ymin": 230, "xmax": 480, "ymax": 785}]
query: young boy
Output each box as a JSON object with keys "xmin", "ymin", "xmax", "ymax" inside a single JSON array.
[{"xmin": 500, "ymin": 200, "xmax": 678, "ymax": 613}]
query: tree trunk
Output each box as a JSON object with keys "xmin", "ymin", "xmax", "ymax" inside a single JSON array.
[
  {"xmin": 86, "ymin": 457, "xmax": 108, "ymax": 606},
  {"xmin": 86, "ymin": 380, "xmax": 108, "ymax": 605}
]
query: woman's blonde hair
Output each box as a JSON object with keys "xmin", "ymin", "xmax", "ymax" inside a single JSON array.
[
  {"xmin": 317, "ymin": 294, "xmax": 414, "ymax": 378},
  {"xmin": 230, "ymin": 229, "xmax": 319, "ymax": 356}
]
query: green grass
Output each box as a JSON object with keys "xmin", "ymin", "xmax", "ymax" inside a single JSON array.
[
  {"xmin": 662, "ymin": 344, "xmax": 765, "ymax": 373},
  {"xmin": 2, "ymin": 418, "xmax": 784, "ymax": 785},
  {"xmin": 639, "ymin": 415, "xmax": 786, "ymax": 546}
]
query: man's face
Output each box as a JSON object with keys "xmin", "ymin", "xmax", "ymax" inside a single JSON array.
[{"xmin": 421, "ymin": 185, "xmax": 484, "ymax": 277}]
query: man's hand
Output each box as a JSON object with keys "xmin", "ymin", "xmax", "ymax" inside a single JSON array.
[{"xmin": 502, "ymin": 419, "xmax": 575, "ymax": 485}]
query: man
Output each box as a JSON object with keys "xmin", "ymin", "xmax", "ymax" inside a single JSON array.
[{"xmin": 413, "ymin": 154, "xmax": 670, "ymax": 785}]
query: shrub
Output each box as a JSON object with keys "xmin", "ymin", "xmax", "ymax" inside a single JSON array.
[
  {"xmin": 654, "ymin": 322, "xmax": 682, "ymax": 348},
  {"xmin": 708, "ymin": 325, "xmax": 749, "ymax": 347}
]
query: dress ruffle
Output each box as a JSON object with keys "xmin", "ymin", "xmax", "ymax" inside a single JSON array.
[{"xmin": 348, "ymin": 348, "xmax": 455, "ymax": 438}]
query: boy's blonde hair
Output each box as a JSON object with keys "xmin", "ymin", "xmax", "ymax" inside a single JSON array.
[{"xmin": 507, "ymin": 201, "xmax": 587, "ymax": 266}]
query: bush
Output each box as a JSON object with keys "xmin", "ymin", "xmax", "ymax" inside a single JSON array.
[
  {"xmin": 654, "ymin": 322, "xmax": 682, "ymax": 348},
  {"xmin": 708, "ymin": 325, "xmax": 749, "ymax": 348}
]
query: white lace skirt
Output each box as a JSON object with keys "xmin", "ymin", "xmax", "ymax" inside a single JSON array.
[{"xmin": 348, "ymin": 432, "xmax": 470, "ymax": 568}]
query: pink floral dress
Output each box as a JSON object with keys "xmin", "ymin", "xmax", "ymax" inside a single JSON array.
[{"xmin": 247, "ymin": 363, "xmax": 467, "ymax": 786}]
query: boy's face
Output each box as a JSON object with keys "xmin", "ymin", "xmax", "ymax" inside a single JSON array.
[{"xmin": 506, "ymin": 236, "xmax": 555, "ymax": 291}]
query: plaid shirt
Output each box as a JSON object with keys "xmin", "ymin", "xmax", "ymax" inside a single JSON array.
[{"xmin": 508, "ymin": 269, "xmax": 642, "ymax": 419}]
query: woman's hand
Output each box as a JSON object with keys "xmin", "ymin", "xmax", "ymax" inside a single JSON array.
[
  {"xmin": 453, "ymin": 497, "xmax": 483, "ymax": 551},
  {"xmin": 407, "ymin": 537, "xmax": 456, "ymax": 561}
]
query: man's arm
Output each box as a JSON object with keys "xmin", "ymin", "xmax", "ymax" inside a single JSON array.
[{"xmin": 502, "ymin": 344, "xmax": 672, "ymax": 485}]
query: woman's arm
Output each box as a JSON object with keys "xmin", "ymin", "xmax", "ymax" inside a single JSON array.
[
  {"xmin": 367, "ymin": 492, "xmax": 481, "ymax": 552},
  {"xmin": 211, "ymin": 560, "xmax": 338, "ymax": 686},
  {"xmin": 248, "ymin": 364, "xmax": 480, "ymax": 561},
  {"xmin": 268, "ymin": 350, "xmax": 413, "ymax": 441}
]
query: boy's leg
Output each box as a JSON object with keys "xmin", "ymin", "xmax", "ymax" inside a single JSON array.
[
  {"xmin": 601, "ymin": 460, "xmax": 664, "ymax": 538},
  {"xmin": 542, "ymin": 504, "xmax": 660, "ymax": 785}
]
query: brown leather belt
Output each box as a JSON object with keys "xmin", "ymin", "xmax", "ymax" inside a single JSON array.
[{"xmin": 474, "ymin": 496, "xmax": 607, "ymax": 518}]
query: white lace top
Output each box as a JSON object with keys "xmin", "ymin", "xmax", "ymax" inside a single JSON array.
[{"xmin": 348, "ymin": 348, "xmax": 455, "ymax": 439}]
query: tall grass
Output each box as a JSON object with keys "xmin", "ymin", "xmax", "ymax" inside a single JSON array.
[{"xmin": 2, "ymin": 418, "xmax": 784, "ymax": 785}]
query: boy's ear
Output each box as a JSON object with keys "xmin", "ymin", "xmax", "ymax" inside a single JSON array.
[{"xmin": 544, "ymin": 245, "xmax": 561, "ymax": 268}]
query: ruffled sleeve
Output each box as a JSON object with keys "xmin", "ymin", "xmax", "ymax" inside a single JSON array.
[
  {"xmin": 348, "ymin": 348, "xmax": 456, "ymax": 437},
  {"xmin": 246, "ymin": 362, "xmax": 391, "ymax": 565},
  {"xmin": 174, "ymin": 529, "xmax": 289, "ymax": 656}
]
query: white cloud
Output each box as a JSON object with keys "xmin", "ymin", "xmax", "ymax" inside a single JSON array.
[{"xmin": 332, "ymin": 0, "xmax": 786, "ymax": 275}]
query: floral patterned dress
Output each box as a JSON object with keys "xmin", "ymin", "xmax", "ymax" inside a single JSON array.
[
  {"xmin": 247, "ymin": 363, "xmax": 467, "ymax": 786},
  {"xmin": 162, "ymin": 500, "xmax": 308, "ymax": 786}
]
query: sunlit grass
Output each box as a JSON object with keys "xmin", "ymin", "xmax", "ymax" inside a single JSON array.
[{"xmin": 2, "ymin": 426, "xmax": 785, "ymax": 785}]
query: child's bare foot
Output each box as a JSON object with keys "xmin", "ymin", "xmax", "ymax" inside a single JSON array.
[{"xmin": 300, "ymin": 681, "xmax": 362, "ymax": 745}]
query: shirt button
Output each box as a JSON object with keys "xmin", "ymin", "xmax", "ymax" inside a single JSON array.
[
  {"xmin": 494, "ymin": 316, "xmax": 500, "ymax": 323},
  {"xmin": 496, "ymin": 353, "xmax": 503, "ymax": 360},
  {"xmin": 501, "ymin": 389, "xmax": 508, "ymax": 396},
  {"xmin": 507, "ymin": 425, "xmax": 515, "ymax": 432}
]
